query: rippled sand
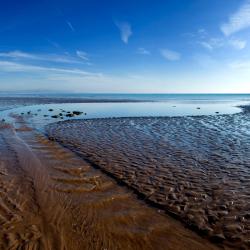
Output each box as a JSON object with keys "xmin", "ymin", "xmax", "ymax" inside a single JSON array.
[
  {"xmin": 0, "ymin": 118, "xmax": 218, "ymax": 249},
  {"xmin": 47, "ymin": 110, "xmax": 250, "ymax": 249}
]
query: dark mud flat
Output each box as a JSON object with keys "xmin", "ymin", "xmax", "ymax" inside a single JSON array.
[{"xmin": 47, "ymin": 109, "xmax": 250, "ymax": 249}]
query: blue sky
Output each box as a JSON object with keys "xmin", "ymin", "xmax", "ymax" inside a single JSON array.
[{"xmin": 0, "ymin": 0, "xmax": 250, "ymax": 93}]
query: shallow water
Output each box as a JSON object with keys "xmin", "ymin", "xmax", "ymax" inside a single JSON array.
[{"xmin": 0, "ymin": 100, "xmax": 248, "ymax": 130}]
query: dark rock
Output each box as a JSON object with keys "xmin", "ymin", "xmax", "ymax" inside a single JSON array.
[
  {"xmin": 72, "ymin": 111, "xmax": 83, "ymax": 115},
  {"xmin": 48, "ymin": 109, "xmax": 54, "ymax": 112},
  {"xmin": 210, "ymin": 233, "xmax": 225, "ymax": 243}
]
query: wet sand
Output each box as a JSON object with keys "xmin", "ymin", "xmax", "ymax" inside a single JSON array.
[
  {"xmin": 46, "ymin": 110, "xmax": 250, "ymax": 249},
  {"xmin": 0, "ymin": 118, "xmax": 219, "ymax": 249}
]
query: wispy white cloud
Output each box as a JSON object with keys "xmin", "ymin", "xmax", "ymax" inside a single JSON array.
[
  {"xmin": 46, "ymin": 39, "xmax": 61, "ymax": 49},
  {"xmin": 115, "ymin": 21, "xmax": 132, "ymax": 44},
  {"xmin": 76, "ymin": 50, "xmax": 89, "ymax": 60},
  {"xmin": 221, "ymin": 0, "xmax": 250, "ymax": 36},
  {"xmin": 200, "ymin": 37, "xmax": 247, "ymax": 51},
  {"xmin": 229, "ymin": 60, "xmax": 250, "ymax": 69},
  {"xmin": 193, "ymin": 54, "xmax": 217, "ymax": 68},
  {"xmin": 199, "ymin": 38, "xmax": 224, "ymax": 51},
  {"xmin": 0, "ymin": 60, "xmax": 101, "ymax": 77},
  {"xmin": 137, "ymin": 48, "xmax": 151, "ymax": 55},
  {"xmin": 200, "ymin": 42, "xmax": 213, "ymax": 51},
  {"xmin": 0, "ymin": 51, "xmax": 36, "ymax": 59},
  {"xmin": 66, "ymin": 21, "xmax": 75, "ymax": 32},
  {"xmin": 195, "ymin": 27, "xmax": 247, "ymax": 51},
  {"xmin": 182, "ymin": 28, "xmax": 208, "ymax": 39},
  {"xmin": 228, "ymin": 38, "xmax": 247, "ymax": 50},
  {"xmin": 0, "ymin": 50, "xmax": 82, "ymax": 64},
  {"xmin": 160, "ymin": 49, "xmax": 181, "ymax": 61},
  {"xmin": 197, "ymin": 28, "xmax": 208, "ymax": 39}
]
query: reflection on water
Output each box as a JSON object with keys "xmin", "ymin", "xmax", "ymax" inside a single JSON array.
[{"xmin": 0, "ymin": 100, "xmax": 248, "ymax": 130}]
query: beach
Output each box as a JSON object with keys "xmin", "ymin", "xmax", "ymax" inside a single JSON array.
[
  {"xmin": 0, "ymin": 95, "xmax": 249, "ymax": 249},
  {"xmin": 2, "ymin": 0, "xmax": 250, "ymax": 248}
]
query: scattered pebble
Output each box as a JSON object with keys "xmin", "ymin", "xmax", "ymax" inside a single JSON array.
[{"xmin": 72, "ymin": 111, "xmax": 83, "ymax": 115}]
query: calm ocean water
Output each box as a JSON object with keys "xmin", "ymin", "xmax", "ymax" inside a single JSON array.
[
  {"xmin": 2, "ymin": 93, "xmax": 250, "ymax": 102},
  {"xmin": 61, "ymin": 93, "xmax": 250, "ymax": 102}
]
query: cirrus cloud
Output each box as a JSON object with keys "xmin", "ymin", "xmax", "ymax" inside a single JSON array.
[
  {"xmin": 76, "ymin": 50, "xmax": 89, "ymax": 60},
  {"xmin": 0, "ymin": 50, "xmax": 82, "ymax": 64},
  {"xmin": 221, "ymin": 0, "xmax": 250, "ymax": 36},
  {"xmin": 115, "ymin": 21, "xmax": 132, "ymax": 44},
  {"xmin": 228, "ymin": 39, "xmax": 247, "ymax": 50},
  {"xmin": 137, "ymin": 48, "xmax": 151, "ymax": 55},
  {"xmin": 66, "ymin": 21, "xmax": 75, "ymax": 32},
  {"xmin": 160, "ymin": 49, "xmax": 181, "ymax": 61},
  {"xmin": 0, "ymin": 60, "xmax": 101, "ymax": 77}
]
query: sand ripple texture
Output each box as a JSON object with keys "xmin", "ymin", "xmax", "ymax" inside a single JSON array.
[
  {"xmin": 0, "ymin": 120, "xmax": 219, "ymax": 250},
  {"xmin": 47, "ymin": 111, "xmax": 250, "ymax": 249}
]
